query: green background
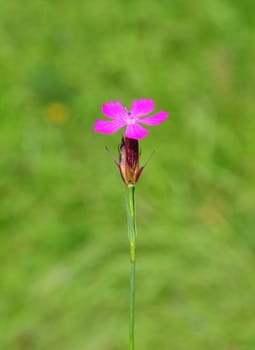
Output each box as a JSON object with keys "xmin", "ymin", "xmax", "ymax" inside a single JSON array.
[{"xmin": 1, "ymin": 0, "xmax": 255, "ymax": 349}]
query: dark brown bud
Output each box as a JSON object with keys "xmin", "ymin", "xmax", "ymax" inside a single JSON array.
[{"xmin": 118, "ymin": 137, "xmax": 144, "ymax": 185}]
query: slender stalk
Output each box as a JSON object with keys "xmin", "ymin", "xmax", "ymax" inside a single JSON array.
[
  {"xmin": 129, "ymin": 251, "xmax": 135, "ymax": 350},
  {"xmin": 127, "ymin": 184, "xmax": 136, "ymax": 350}
]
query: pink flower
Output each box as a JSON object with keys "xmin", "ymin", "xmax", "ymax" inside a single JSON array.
[{"xmin": 93, "ymin": 98, "xmax": 169, "ymax": 140}]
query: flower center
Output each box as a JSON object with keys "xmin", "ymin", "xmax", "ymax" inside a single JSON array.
[{"xmin": 125, "ymin": 112, "xmax": 136, "ymax": 125}]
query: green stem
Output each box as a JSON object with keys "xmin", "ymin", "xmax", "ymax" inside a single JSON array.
[
  {"xmin": 129, "ymin": 253, "xmax": 136, "ymax": 350},
  {"xmin": 128, "ymin": 185, "xmax": 136, "ymax": 350}
]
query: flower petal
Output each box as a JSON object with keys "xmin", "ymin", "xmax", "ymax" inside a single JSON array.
[
  {"xmin": 125, "ymin": 123, "xmax": 150, "ymax": 140},
  {"xmin": 102, "ymin": 101, "xmax": 127, "ymax": 119},
  {"xmin": 130, "ymin": 99, "xmax": 155, "ymax": 117},
  {"xmin": 93, "ymin": 119, "xmax": 125, "ymax": 134},
  {"xmin": 139, "ymin": 111, "xmax": 169, "ymax": 126}
]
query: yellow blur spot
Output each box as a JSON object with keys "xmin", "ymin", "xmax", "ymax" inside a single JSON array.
[{"xmin": 44, "ymin": 103, "xmax": 69, "ymax": 125}]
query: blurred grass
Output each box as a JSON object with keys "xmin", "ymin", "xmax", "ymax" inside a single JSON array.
[{"xmin": 0, "ymin": 0, "xmax": 255, "ymax": 349}]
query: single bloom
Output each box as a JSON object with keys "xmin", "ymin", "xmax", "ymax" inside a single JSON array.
[{"xmin": 93, "ymin": 98, "xmax": 169, "ymax": 140}]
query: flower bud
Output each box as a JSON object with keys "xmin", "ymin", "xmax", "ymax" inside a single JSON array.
[{"xmin": 118, "ymin": 137, "xmax": 144, "ymax": 185}]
